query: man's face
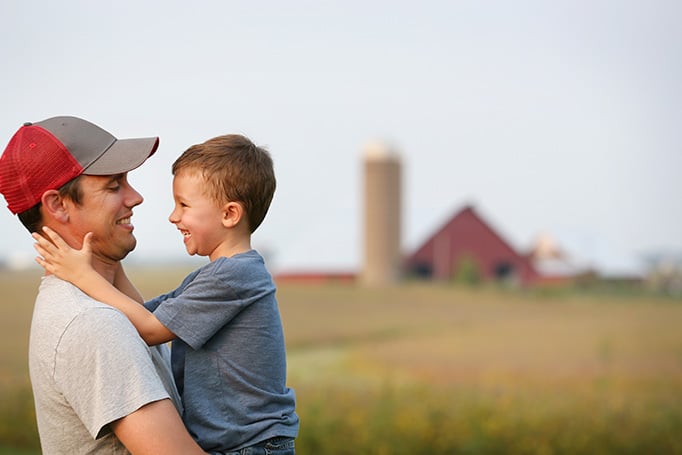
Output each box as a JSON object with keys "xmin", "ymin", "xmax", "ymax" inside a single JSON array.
[{"xmin": 66, "ymin": 173, "xmax": 143, "ymax": 264}]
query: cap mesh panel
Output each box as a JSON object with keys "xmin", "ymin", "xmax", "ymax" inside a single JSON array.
[{"xmin": 0, "ymin": 126, "xmax": 83, "ymax": 214}]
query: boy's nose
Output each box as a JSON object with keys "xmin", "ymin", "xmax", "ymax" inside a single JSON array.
[{"xmin": 168, "ymin": 208, "xmax": 179, "ymax": 224}]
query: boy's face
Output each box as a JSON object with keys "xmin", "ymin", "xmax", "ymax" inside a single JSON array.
[
  {"xmin": 169, "ymin": 171, "xmax": 227, "ymax": 260},
  {"xmin": 66, "ymin": 173, "xmax": 143, "ymax": 263}
]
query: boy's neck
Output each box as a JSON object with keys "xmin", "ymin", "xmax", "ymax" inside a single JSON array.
[{"xmin": 209, "ymin": 236, "xmax": 252, "ymax": 262}]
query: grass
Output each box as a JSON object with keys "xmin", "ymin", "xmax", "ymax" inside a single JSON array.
[{"xmin": 1, "ymin": 268, "xmax": 681, "ymax": 453}]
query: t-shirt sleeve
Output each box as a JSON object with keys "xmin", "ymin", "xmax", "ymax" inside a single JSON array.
[
  {"xmin": 144, "ymin": 268, "xmax": 202, "ymax": 312},
  {"xmin": 54, "ymin": 307, "xmax": 171, "ymax": 439},
  {"xmin": 152, "ymin": 264, "xmax": 246, "ymax": 350}
]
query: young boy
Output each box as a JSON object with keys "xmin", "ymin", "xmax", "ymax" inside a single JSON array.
[{"xmin": 34, "ymin": 134, "xmax": 299, "ymax": 454}]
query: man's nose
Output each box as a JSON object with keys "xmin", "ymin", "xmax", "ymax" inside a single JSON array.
[{"xmin": 125, "ymin": 185, "xmax": 144, "ymax": 207}]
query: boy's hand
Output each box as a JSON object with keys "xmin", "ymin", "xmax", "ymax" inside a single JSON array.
[{"xmin": 33, "ymin": 226, "xmax": 95, "ymax": 286}]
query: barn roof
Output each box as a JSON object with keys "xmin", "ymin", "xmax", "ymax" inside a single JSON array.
[{"xmin": 404, "ymin": 204, "xmax": 539, "ymax": 284}]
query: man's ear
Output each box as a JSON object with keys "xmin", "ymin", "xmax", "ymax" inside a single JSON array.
[
  {"xmin": 222, "ymin": 201, "xmax": 244, "ymax": 228},
  {"xmin": 40, "ymin": 190, "xmax": 69, "ymax": 223}
]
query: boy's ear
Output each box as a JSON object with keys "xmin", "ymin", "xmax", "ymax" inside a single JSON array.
[
  {"xmin": 222, "ymin": 201, "xmax": 244, "ymax": 228},
  {"xmin": 40, "ymin": 190, "xmax": 69, "ymax": 223}
]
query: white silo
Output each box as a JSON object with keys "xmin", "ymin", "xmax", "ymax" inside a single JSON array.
[{"xmin": 361, "ymin": 141, "xmax": 402, "ymax": 286}]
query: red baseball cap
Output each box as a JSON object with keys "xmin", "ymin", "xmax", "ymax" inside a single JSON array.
[{"xmin": 0, "ymin": 116, "xmax": 159, "ymax": 214}]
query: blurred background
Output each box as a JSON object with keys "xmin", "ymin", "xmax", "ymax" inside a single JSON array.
[
  {"xmin": 1, "ymin": 1, "xmax": 681, "ymax": 453},
  {"xmin": 1, "ymin": 0, "xmax": 681, "ymax": 278}
]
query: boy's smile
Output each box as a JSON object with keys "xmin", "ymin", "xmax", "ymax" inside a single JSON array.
[{"xmin": 169, "ymin": 171, "xmax": 228, "ymax": 260}]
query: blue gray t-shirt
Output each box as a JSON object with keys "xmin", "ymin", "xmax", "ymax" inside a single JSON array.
[{"xmin": 145, "ymin": 250, "xmax": 299, "ymax": 453}]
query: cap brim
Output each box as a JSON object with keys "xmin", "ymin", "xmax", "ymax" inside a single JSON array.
[{"xmin": 83, "ymin": 137, "xmax": 159, "ymax": 175}]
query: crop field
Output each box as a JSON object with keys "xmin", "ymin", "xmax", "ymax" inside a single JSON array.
[{"xmin": 1, "ymin": 267, "xmax": 681, "ymax": 454}]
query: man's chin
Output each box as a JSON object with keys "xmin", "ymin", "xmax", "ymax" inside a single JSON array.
[
  {"xmin": 120, "ymin": 239, "xmax": 137, "ymax": 259},
  {"xmin": 107, "ymin": 237, "xmax": 137, "ymax": 262}
]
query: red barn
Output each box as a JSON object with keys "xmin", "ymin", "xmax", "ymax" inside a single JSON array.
[{"xmin": 404, "ymin": 205, "xmax": 539, "ymax": 285}]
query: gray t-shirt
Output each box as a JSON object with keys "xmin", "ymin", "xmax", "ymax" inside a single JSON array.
[
  {"xmin": 146, "ymin": 250, "xmax": 299, "ymax": 453},
  {"xmin": 29, "ymin": 275, "xmax": 181, "ymax": 455}
]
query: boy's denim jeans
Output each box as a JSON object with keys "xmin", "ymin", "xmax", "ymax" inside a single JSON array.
[{"xmin": 220, "ymin": 437, "xmax": 295, "ymax": 455}]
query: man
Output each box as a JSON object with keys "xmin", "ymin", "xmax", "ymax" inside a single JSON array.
[{"xmin": 0, "ymin": 116, "xmax": 206, "ymax": 454}]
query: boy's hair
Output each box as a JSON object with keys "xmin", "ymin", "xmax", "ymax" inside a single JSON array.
[
  {"xmin": 172, "ymin": 134, "xmax": 276, "ymax": 233},
  {"xmin": 18, "ymin": 176, "xmax": 84, "ymax": 233}
]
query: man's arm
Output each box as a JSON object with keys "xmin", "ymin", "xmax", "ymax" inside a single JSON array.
[{"xmin": 112, "ymin": 399, "xmax": 206, "ymax": 454}]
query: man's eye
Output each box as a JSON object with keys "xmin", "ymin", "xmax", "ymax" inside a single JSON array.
[{"xmin": 107, "ymin": 185, "xmax": 121, "ymax": 191}]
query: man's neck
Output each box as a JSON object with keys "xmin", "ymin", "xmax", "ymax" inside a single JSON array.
[{"xmin": 90, "ymin": 258, "xmax": 118, "ymax": 284}]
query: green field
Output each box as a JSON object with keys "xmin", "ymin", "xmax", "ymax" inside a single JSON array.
[{"xmin": 1, "ymin": 267, "xmax": 681, "ymax": 454}]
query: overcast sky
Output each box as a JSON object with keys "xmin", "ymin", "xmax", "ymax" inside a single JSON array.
[{"xmin": 1, "ymin": 0, "xmax": 680, "ymax": 275}]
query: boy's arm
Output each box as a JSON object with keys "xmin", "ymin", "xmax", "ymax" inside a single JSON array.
[
  {"xmin": 112, "ymin": 398, "xmax": 207, "ymax": 454},
  {"xmin": 33, "ymin": 227, "xmax": 176, "ymax": 346}
]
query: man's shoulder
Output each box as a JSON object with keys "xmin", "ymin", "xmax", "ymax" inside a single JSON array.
[
  {"xmin": 35, "ymin": 276, "xmax": 137, "ymax": 332},
  {"xmin": 39, "ymin": 276, "xmax": 123, "ymax": 310}
]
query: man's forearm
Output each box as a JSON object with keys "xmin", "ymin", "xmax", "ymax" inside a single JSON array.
[{"xmin": 112, "ymin": 398, "xmax": 207, "ymax": 454}]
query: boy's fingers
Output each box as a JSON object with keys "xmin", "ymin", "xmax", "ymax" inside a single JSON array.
[
  {"xmin": 41, "ymin": 226, "xmax": 67, "ymax": 248},
  {"xmin": 82, "ymin": 232, "xmax": 94, "ymax": 254},
  {"xmin": 31, "ymin": 232, "xmax": 52, "ymax": 250},
  {"xmin": 31, "ymin": 233, "xmax": 42, "ymax": 248},
  {"xmin": 34, "ymin": 255, "xmax": 49, "ymax": 270}
]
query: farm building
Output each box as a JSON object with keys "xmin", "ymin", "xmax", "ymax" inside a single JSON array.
[
  {"xmin": 404, "ymin": 205, "xmax": 539, "ymax": 285},
  {"xmin": 526, "ymin": 232, "xmax": 596, "ymax": 286},
  {"xmin": 274, "ymin": 148, "xmax": 593, "ymax": 286}
]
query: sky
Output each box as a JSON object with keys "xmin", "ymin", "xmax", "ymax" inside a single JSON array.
[{"xmin": 1, "ymin": 0, "xmax": 680, "ymax": 276}]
